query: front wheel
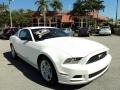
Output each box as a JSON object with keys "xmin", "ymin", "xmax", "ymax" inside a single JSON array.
[{"xmin": 38, "ymin": 56, "xmax": 58, "ymax": 85}]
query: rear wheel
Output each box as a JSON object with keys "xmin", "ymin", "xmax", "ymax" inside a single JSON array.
[
  {"xmin": 38, "ymin": 56, "xmax": 58, "ymax": 85},
  {"xmin": 10, "ymin": 45, "xmax": 17, "ymax": 59}
]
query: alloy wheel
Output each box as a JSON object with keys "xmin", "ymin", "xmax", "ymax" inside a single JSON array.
[{"xmin": 40, "ymin": 60, "xmax": 53, "ymax": 82}]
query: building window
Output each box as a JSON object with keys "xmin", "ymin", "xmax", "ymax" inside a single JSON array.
[
  {"xmin": 74, "ymin": 18, "xmax": 81, "ymax": 27},
  {"xmin": 83, "ymin": 18, "xmax": 87, "ymax": 27},
  {"xmin": 33, "ymin": 18, "xmax": 37, "ymax": 24},
  {"xmin": 39, "ymin": 18, "xmax": 49, "ymax": 26}
]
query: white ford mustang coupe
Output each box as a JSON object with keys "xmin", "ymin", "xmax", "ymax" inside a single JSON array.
[{"xmin": 10, "ymin": 27, "xmax": 111, "ymax": 85}]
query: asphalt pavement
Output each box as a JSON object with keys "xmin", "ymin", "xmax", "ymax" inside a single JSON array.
[{"xmin": 0, "ymin": 35, "xmax": 120, "ymax": 90}]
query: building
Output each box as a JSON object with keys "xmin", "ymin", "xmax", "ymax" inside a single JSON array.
[{"xmin": 32, "ymin": 11, "xmax": 107, "ymax": 28}]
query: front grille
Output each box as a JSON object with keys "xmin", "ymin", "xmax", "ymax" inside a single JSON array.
[
  {"xmin": 87, "ymin": 51, "xmax": 107, "ymax": 64},
  {"xmin": 89, "ymin": 66, "xmax": 108, "ymax": 78}
]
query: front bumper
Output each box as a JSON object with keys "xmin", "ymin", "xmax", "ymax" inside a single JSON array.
[{"xmin": 57, "ymin": 54, "xmax": 111, "ymax": 85}]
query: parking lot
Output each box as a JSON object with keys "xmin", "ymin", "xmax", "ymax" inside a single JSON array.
[{"xmin": 0, "ymin": 35, "xmax": 120, "ymax": 90}]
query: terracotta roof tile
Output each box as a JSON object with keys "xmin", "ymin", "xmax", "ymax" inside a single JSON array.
[{"xmin": 61, "ymin": 14, "xmax": 73, "ymax": 23}]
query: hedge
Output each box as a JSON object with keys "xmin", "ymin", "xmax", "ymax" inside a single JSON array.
[{"xmin": 114, "ymin": 27, "xmax": 120, "ymax": 35}]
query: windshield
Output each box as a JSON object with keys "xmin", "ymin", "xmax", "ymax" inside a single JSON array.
[{"xmin": 31, "ymin": 28, "xmax": 69, "ymax": 41}]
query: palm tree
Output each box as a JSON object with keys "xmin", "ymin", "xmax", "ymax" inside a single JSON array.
[
  {"xmin": 50, "ymin": 0, "xmax": 62, "ymax": 12},
  {"xmin": 83, "ymin": 0, "xmax": 105, "ymax": 27},
  {"xmin": 35, "ymin": 0, "xmax": 49, "ymax": 13},
  {"xmin": 94, "ymin": 0, "xmax": 105, "ymax": 26},
  {"xmin": 71, "ymin": 0, "xmax": 85, "ymax": 27},
  {"xmin": 71, "ymin": 0, "xmax": 105, "ymax": 28},
  {"xmin": 0, "ymin": 2, "xmax": 8, "ymax": 13},
  {"xmin": 35, "ymin": 0, "xmax": 49, "ymax": 26},
  {"xmin": 83, "ymin": 0, "xmax": 97, "ymax": 27},
  {"xmin": 0, "ymin": 3, "xmax": 9, "ymax": 27},
  {"xmin": 26, "ymin": 9, "xmax": 33, "ymax": 13},
  {"xmin": 18, "ymin": 8, "xmax": 24, "ymax": 14},
  {"xmin": 50, "ymin": 0, "xmax": 63, "ymax": 27},
  {"xmin": 71, "ymin": 0, "xmax": 84, "ymax": 15}
]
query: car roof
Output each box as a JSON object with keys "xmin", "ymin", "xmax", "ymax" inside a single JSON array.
[{"xmin": 23, "ymin": 26, "xmax": 57, "ymax": 30}]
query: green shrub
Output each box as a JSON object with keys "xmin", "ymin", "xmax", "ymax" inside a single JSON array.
[{"xmin": 114, "ymin": 27, "xmax": 120, "ymax": 35}]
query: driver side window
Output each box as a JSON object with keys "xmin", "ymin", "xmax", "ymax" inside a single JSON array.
[{"xmin": 19, "ymin": 29, "xmax": 32, "ymax": 41}]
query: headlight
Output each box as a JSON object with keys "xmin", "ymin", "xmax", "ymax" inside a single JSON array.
[{"xmin": 64, "ymin": 57, "xmax": 82, "ymax": 64}]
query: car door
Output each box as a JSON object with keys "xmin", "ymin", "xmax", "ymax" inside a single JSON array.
[
  {"xmin": 17, "ymin": 29, "xmax": 33, "ymax": 60},
  {"xmin": 18, "ymin": 29, "xmax": 39, "ymax": 66}
]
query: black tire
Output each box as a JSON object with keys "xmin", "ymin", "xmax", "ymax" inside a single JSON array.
[
  {"xmin": 87, "ymin": 33, "xmax": 90, "ymax": 37},
  {"xmin": 10, "ymin": 44, "xmax": 17, "ymax": 59},
  {"xmin": 38, "ymin": 56, "xmax": 58, "ymax": 85}
]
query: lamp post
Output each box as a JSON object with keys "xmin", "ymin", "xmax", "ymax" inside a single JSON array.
[
  {"xmin": 9, "ymin": 0, "xmax": 13, "ymax": 27},
  {"xmin": 115, "ymin": 0, "xmax": 119, "ymax": 25}
]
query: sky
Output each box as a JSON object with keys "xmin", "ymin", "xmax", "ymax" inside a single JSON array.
[{"xmin": 0, "ymin": 0, "xmax": 120, "ymax": 20}]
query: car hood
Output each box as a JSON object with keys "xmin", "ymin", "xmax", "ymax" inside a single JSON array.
[{"xmin": 37, "ymin": 37, "xmax": 108, "ymax": 57}]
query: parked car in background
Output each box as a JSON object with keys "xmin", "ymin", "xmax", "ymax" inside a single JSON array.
[
  {"xmin": 99, "ymin": 26, "xmax": 111, "ymax": 36},
  {"xmin": 78, "ymin": 27, "xmax": 91, "ymax": 37},
  {"xmin": 0, "ymin": 27, "xmax": 19, "ymax": 39},
  {"xmin": 10, "ymin": 26, "xmax": 111, "ymax": 85},
  {"xmin": 61, "ymin": 28, "xmax": 74, "ymax": 36},
  {"xmin": 74, "ymin": 26, "xmax": 81, "ymax": 33}
]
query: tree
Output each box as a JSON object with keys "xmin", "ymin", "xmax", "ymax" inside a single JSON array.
[
  {"xmin": 12, "ymin": 9, "xmax": 32, "ymax": 27},
  {"xmin": 71, "ymin": 0, "xmax": 85, "ymax": 15},
  {"xmin": 85, "ymin": 0, "xmax": 105, "ymax": 24},
  {"xmin": 50, "ymin": 0, "xmax": 63, "ymax": 26},
  {"xmin": 0, "ymin": 3, "xmax": 9, "ymax": 27},
  {"xmin": 25, "ymin": 9, "xmax": 33, "ymax": 13},
  {"xmin": 35, "ymin": 0, "xmax": 49, "ymax": 13},
  {"xmin": 0, "ymin": 3, "xmax": 33, "ymax": 28},
  {"xmin": 0, "ymin": 2, "xmax": 8, "ymax": 13},
  {"xmin": 71, "ymin": 0, "xmax": 85, "ymax": 27},
  {"xmin": 94, "ymin": 0, "xmax": 105, "ymax": 26},
  {"xmin": 50, "ymin": 0, "xmax": 62, "ymax": 11},
  {"xmin": 18, "ymin": 8, "xmax": 24, "ymax": 14},
  {"xmin": 35, "ymin": 0, "xmax": 49, "ymax": 26},
  {"xmin": 71, "ymin": 0, "xmax": 105, "ymax": 28}
]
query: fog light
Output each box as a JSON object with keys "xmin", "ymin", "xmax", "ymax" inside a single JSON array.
[{"xmin": 73, "ymin": 75, "xmax": 82, "ymax": 78}]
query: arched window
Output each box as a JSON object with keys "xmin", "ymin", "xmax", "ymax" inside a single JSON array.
[
  {"xmin": 33, "ymin": 18, "xmax": 37, "ymax": 23},
  {"xmin": 39, "ymin": 18, "xmax": 49, "ymax": 26},
  {"xmin": 74, "ymin": 18, "xmax": 79, "ymax": 22},
  {"xmin": 32, "ymin": 18, "xmax": 38, "ymax": 26},
  {"xmin": 83, "ymin": 18, "xmax": 87, "ymax": 27},
  {"xmin": 39, "ymin": 18, "xmax": 44, "ymax": 23},
  {"xmin": 51, "ymin": 17, "xmax": 56, "ymax": 23},
  {"xmin": 74, "ymin": 17, "xmax": 81, "ymax": 27}
]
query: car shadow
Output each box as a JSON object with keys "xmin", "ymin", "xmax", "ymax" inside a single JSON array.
[{"xmin": 3, "ymin": 51, "xmax": 88, "ymax": 90}]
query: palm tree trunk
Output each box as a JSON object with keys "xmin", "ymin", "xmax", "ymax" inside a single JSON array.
[
  {"xmin": 96, "ymin": 10, "xmax": 99, "ymax": 27},
  {"xmin": 43, "ymin": 6, "xmax": 46, "ymax": 26}
]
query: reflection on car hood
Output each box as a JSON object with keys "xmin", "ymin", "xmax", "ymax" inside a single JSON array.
[{"xmin": 37, "ymin": 37, "xmax": 108, "ymax": 57}]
